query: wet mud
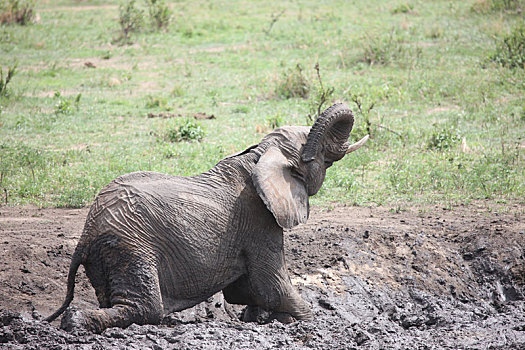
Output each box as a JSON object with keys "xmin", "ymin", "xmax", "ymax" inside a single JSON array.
[{"xmin": 1, "ymin": 203, "xmax": 524, "ymax": 349}]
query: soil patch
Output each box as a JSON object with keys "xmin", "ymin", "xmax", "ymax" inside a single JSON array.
[{"xmin": 1, "ymin": 203, "xmax": 524, "ymax": 349}]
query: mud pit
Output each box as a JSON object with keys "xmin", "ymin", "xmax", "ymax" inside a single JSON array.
[{"xmin": 1, "ymin": 203, "xmax": 524, "ymax": 349}]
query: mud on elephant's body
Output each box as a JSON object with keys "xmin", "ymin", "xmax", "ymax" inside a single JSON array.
[{"xmin": 45, "ymin": 103, "xmax": 368, "ymax": 333}]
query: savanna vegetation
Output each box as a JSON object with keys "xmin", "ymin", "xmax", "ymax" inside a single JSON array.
[{"xmin": 0, "ymin": 0, "xmax": 524, "ymax": 208}]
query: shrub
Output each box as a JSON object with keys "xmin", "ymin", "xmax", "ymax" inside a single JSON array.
[
  {"xmin": 166, "ymin": 119, "xmax": 205, "ymax": 142},
  {"xmin": 146, "ymin": 0, "xmax": 171, "ymax": 31},
  {"xmin": 427, "ymin": 126, "xmax": 461, "ymax": 150},
  {"xmin": 0, "ymin": 63, "xmax": 17, "ymax": 97},
  {"xmin": 391, "ymin": 3, "xmax": 414, "ymax": 14},
  {"xmin": 116, "ymin": 0, "xmax": 145, "ymax": 44},
  {"xmin": 275, "ymin": 64, "xmax": 310, "ymax": 99},
  {"xmin": 266, "ymin": 113, "xmax": 285, "ymax": 129},
  {"xmin": 0, "ymin": 0, "xmax": 34, "ymax": 25},
  {"xmin": 54, "ymin": 91, "xmax": 82, "ymax": 115},
  {"xmin": 306, "ymin": 63, "xmax": 335, "ymax": 124},
  {"xmin": 489, "ymin": 25, "xmax": 525, "ymax": 69}
]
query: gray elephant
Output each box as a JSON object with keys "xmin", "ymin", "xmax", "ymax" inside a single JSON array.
[{"xmin": 45, "ymin": 103, "xmax": 368, "ymax": 333}]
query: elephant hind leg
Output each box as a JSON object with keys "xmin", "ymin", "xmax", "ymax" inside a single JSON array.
[
  {"xmin": 62, "ymin": 258, "xmax": 163, "ymax": 333},
  {"xmin": 84, "ymin": 260, "xmax": 111, "ymax": 308}
]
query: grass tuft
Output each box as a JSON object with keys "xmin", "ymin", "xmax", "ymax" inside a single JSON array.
[
  {"xmin": 391, "ymin": 3, "xmax": 414, "ymax": 14},
  {"xmin": 361, "ymin": 29, "xmax": 422, "ymax": 66},
  {"xmin": 489, "ymin": 25, "xmax": 525, "ymax": 69},
  {"xmin": 274, "ymin": 64, "xmax": 310, "ymax": 99},
  {"xmin": 0, "ymin": 0, "xmax": 34, "ymax": 25},
  {"xmin": 53, "ymin": 92, "xmax": 82, "ymax": 115},
  {"xmin": 427, "ymin": 126, "xmax": 461, "ymax": 150},
  {"xmin": 471, "ymin": 0, "xmax": 524, "ymax": 13},
  {"xmin": 0, "ymin": 62, "xmax": 17, "ymax": 97},
  {"xmin": 165, "ymin": 119, "xmax": 205, "ymax": 143}
]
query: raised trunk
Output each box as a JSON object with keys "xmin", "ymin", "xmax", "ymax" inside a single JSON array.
[{"xmin": 301, "ymin": 103, "xmax": 354, "ymax": 163}]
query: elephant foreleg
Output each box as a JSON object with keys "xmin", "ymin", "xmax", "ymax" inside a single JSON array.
[{"xmin": 245, "ymin": 249, "xmax": 312, "ymax": 321}]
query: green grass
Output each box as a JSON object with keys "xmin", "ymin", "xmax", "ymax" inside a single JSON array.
[{"xmin": 0, "ymin": 0, "xmax": 524, "ymax": 208}]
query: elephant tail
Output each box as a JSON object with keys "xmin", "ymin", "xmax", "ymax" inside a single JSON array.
[{"xmin": 44, "ymin": 250, "xmax": 83, "ymax": 323}]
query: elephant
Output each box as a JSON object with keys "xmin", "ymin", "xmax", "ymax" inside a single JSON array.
[{"xmin": 45, "ymin": 102, "xmax": 368, "ymax": 333}]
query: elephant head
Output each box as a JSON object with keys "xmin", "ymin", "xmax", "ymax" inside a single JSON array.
[{"xmin": 252, "ymin": 103, "xmax": 368, "ymax": 229}]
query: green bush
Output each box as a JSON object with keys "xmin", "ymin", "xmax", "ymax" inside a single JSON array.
[
  {"xmin": 166, "ymin": 119, "xmax": 205, "ymax": 142},
  {"xmin": 391, "ymin": 3, "xmax": 414, "ymax": 14},
  {"xmin": 147, "ymin": 0, "xmax": 171, "ymax": 31},
  {"xmin": 53, "ymin": 91, "xmax": 81, "ymax": 115},
  {"xmin": 0, "ymin": 0, "xmax": 34, "ymax": 25},
  {"xmin": 117, "ymin": 0, "xmax": 145, "ymax": 44},
  {"xmin": 427, "ymin": 127, "xmax": 461, "ymax": 150},
  {"xmin": 275, "ymin": 64, "xmax": 310, "ymax": 99},
  {"xmin": 489, "ymin": 25, "xmax": 525, "ymax": 69}
]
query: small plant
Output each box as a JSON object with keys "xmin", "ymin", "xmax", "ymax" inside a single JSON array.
[
  {"xmin": 263, "ymin": 9, "xmax": 285, "ymax": 35},
  {"xmin": 171, "ymin": 85, "xmax": 185, "ymax": 97},
  {"xmin": 266, "ymin": 113, "xmax": 285, "ymax": 129},
  {"xmin": 306, "ymin": 63, "xmax": 335, "ymax": 124},
  {"xmin": 0, "ymin": 0, "xmax": 34, "ymax": 25},
  {"xmin": 427, "ymin": 126, "xmax": 461, "ymax": 150},
  {"xmin": 427, "ymin": 25, "xmax": 444, "ymax": 39},
  {"xmin": 145, "ymin": 95, "xmax": 168, "ymax": 109},
  {"xmin": 232, "ymin": 105, "xmax": 249, "ymax": 114},
  {"xmin": 349, "ymin": 93, "xmax": 375, "ymax": 139},
  {"xmin": 0, "ymin": 62, "xmax": 17, "ymax": 97},
  {"xmin": 166, "ymin": 119, "xmax": 205, "ymax": 142},
  {"xmin": 146, "ymin": 0, "xmax": 171, "ymax": 31},
  {"xmin": 489, "ymin": 25, "xmax": 525, "ymax": 69},
  {"xmin": 54, "ymin": 91, "xmax": 82, "ymax": 115},
  {"xmin": 391, "ymin": 3, "xmax": 414, "ymax": 14},
  {"xmin": 361, "ymin": 29, "xmax": 421, "ymax": 66},
  {"xmin": 116, "ymin": 0, "xmax": 145, "ymax": 44},
  {"xmin": 275, "ymin": 64, "xmax": 310, "ymax": 99}
]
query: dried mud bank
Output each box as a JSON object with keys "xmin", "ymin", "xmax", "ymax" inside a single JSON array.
[{"xmin": 1, "ymin": 203, "xmax": 524, "ymax": 349}]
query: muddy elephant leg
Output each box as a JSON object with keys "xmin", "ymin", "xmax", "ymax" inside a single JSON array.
[
  {"xmin": 62, "ymin": 258, "xmax": 163, "ymax": 333},
  {"xmin": 245, "ymin": 247, "xmax": 312, "ymax": 322},
  {"xmin": 223, "ymin": 276, "xmax": 271, "ymax": 322}
]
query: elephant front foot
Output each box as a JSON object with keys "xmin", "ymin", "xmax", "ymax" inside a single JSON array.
[{"xmin": 242, "ymin": 306, "xmax": 296, "ymax": 324}]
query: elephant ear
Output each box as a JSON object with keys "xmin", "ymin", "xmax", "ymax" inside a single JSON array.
[{"xmin": 252, "ymin": 146, "xmax": 309, "ymax": 229}]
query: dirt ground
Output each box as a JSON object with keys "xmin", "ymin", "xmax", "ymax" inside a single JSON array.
[{"xmin": 1, "ymin": 202, "xmax": 524, "ymax": 349}]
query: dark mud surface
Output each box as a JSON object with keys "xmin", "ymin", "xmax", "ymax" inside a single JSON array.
[{"xmin": 1, "ymin": 203, "xmax": 525, "ymax": 349}]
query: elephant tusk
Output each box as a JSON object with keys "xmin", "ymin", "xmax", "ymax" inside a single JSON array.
[{"xmin": 345, "ymin": 135, "xmax": 369, "ymax": 154}]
